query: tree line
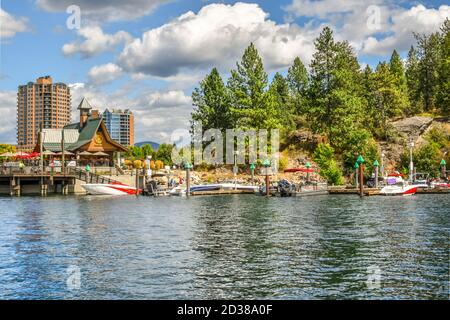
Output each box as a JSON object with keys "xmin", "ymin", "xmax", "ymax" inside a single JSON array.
[{"xmin": 191, "ymin": 20, "xmax": 449, "ymax": 182}]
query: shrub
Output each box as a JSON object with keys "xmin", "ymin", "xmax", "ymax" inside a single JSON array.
[{"xmin": 313, "ymin": 144, "xmax": 344, "ymax": 185}]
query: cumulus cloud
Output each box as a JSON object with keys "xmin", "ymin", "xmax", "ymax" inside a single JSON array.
[
  {"xmin": 69, "ymin": 83, "xmax": 192, "ymax": 143},
  {"xmin": 118, "ymin": 2, "xmax": 318, "ymax": 77},
  {"xmin": 37, "ymin": 0, "xmax": 172, "ymax": 22},
  {"xmin": 0, "ymin": 91, "xmax": 18, "ymax": 143},
  {"xmin": 361, "ymin": 5, "xmax": 450, "ymax": 55},
  {"xmin": 285, "ymin": 1, "xmax": 450, "ymax": 56},
  {"xmin": 88, "ymin": 63, "xmax": 123, "ymax": 85},
  {"xmin": 0, "ymin": 9, "xmax": 29, "ymax": 38},
  {"xmin": 62, "ymin": 26, "xmax": 132, "ymax": 58}
]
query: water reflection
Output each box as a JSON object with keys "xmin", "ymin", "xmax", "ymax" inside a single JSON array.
[{"xmin": 0, "ymin": 194, "xmax": 448, "ymax": 299}]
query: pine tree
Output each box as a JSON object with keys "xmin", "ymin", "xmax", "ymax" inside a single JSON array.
[
  {"xmin": 191, "ymin": 68, "xmax": 232, "ymax": 131},
  {"xmin": 227, "ymin": 43, "xmax": 282, "ymax": 129},
  {"xmin": 389, "ymin": 49, "xmax": 410, "ymax": 114},
  {"xmin": 405, "ymin": 46, "xmax": 423, "ymax": 114},
  {"xmin": 372, "ymin": 62, "xmax": 405, "ymax": 138},
  {"xmin": 415, "ymin": 31, "xmax": 441, "ymax": 111},
  {"xmin": 437, "ymin": 18, "xmax": 450, "ymax": 115},
  {"xmin": 268, "ymin": 72, "xmax": 295, "ymax": 131},
  {"xmin": 308, "ymin": 27, "xmax": 365, "ymax": 150},
  {"xmin": 287, "ymin": 57, "xmax": 308, "ymax": 115}
]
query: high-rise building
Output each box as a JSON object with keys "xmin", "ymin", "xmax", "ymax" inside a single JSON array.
[
  {"xmin": 103, "ymin": 108, "xmax": 134, "ymax": 147},
  {"xmin": 17, "ymin": 76, "xmax": 71, "ymax": 151}
]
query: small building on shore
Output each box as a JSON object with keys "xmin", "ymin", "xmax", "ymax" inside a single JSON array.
[{"xmin": 34, "ymin": 97, "xmax": 128, "ymax": 166}]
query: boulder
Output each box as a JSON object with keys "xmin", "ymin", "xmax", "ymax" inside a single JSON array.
[{"xmin": 391, "ymin": 116, "xmax": 433, "ymax": 140}]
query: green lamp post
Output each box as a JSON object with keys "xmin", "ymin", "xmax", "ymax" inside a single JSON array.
[
  {"xmin": 373, "ymin": 159, "xmax": 380, "ymax": 188},
  {"xmin": 250, "ymin": 163, "xmax": 256, "ymax": 184},
  {"xmin": 305, "ymin": 161, "xmax": 312, "ymax": 182},
  {"xmin": 263, "ymin": 159, "xmax": 271, "ymax": 197},
  {"xmin": 440, "ymin": 159, "xmax": 447, "ymax": 179},
  {"xmin": 354, "ymin": 162, "xmax": 359, "ymax": 188},
  {"xmin": 356, "ymin": 155, "xmax": 364, "ymax": 197}
]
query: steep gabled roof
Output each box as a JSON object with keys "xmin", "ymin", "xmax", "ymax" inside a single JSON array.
[{"xmin": 77, "ymin": 97, "xmax": 92, "ymax": 110}]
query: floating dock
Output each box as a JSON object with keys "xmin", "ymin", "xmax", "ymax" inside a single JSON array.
[{"xmin": 329, "ymin": 187, "xmax": 450, "ymax": 195}]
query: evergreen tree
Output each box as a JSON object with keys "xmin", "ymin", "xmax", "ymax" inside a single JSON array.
[
  {"xmin": 405, "ymin": 46, "xmax": 423, "ymax": 114},
  {"xmin": 389, "ymin": 49, "xmax": 410, "ymax": 114},
  {"xmin": 372, "ymin": 62, "xmax": 405, "ymax": 138},
  {"xmin": 437, "ymin": 18, "xmax": 450, "ymax": 115},
  {"xmin": 191, "ymin": 68, "xmax": 233, "ymax": 131},
  {"xmin": 308, "ymin": 27, "xmax": 365, "ymax": 150},
  {"xmin": 415, "ymin": 31, "xmax": 441, "ymax": 111},
  {"xmin": 286, "ymin": 57, "xmax": 308, "ymax": 115},
  {"xmin": 227, "ymin": 43, "xmax": 282, "ymax": 129},
  {"xmin": 268, "ymin": 72, "xmax": 295, "ymax": 130}
]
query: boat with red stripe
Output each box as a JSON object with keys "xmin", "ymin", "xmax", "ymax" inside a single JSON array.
[{"xmin": 82, "ymin": 182, "xmax": 140, "ymax": 195}]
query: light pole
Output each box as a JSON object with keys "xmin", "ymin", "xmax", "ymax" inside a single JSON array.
[
  {"xmin": 263, "ymin": 158, "xmax": 271, "ymax": 197},
  {"xmin": 184, "ymin": 161, "xmax": 193, "ymax": 197},
  {"xmin": 409, "ymin": 138, "xmax": 414, "ymax": 183},
  {"xmin": 380, "ymin": 152, "xmax": 385, "ymax": 177},
  {"xmin": 305, "ymin": 161, "xmax": 312, "ymax": 182},
  {"xmin": 233, "ymin": 150, "xmax": 239, "ymax": 190},
  {"xmin": 440, "ymin": 158, "xmax": 447, "ymax": 179},
  {"xmin": 373, "ymin": 159, "xmax": 379, "ymax": 188},
  {"xmin": 354, "ymin": 162, "xmax": 359, "ymax": 188},
  {"xmin": 250, "ymin": 163, "xmax": 256, "ymax": 185},
  {"xmin": 357, "ymin": 155, "xmax": 365, "ymax": 197}
]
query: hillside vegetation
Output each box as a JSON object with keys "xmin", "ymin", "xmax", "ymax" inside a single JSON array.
[{"xmin": 190, "ymin": 20, "xmax": 450, "ymax": 184}]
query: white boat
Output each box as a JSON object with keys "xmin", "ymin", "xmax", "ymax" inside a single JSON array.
[
  {"xmin": 82, "ymin": 183, "xmax": 139, "ymax": 195},
  {"xmin": 169, "ymin": 183, "xmax": 259, "ymax": 196},
  {"xmin": 380, "ymin": 183, "xmax": 418, "ymax": 196}
]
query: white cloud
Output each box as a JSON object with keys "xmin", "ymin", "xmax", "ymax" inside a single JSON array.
[
  {"xmin": 0, "ymin": 91, "xmax": 18, "ymax": 144},
  {"xmin": 361, "ymin": 5, "xmax": 450, "ymax": 55},
  {"xmin": 62, "ymin": 26, "xmax": 132, "ymax": 58},
  {"xmin": 69, "ymin": 83, "xmax": 192, "ymax": 143},
  {"xmin": 285, "ymin": 1, "xmax": 450, "ymax": 56},
  {"xmin": 118, "ymin": 2, "xmax": 317, "ymax": 77},
  {"xmin": 0, "ymin": 9, "xmax": 29, "ymax": 38},
  {"xmin": 88, "ymin": 63, "xmax": 123, "ymax": 85},
  {"xmin": 37, "ymin": 0, "xmax": 172, "ymax": 22}
]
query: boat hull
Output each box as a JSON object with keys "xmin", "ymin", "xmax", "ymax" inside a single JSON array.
[
  {"xmin": 82, "ymin": 183, "xmax": 138, "ymax": 195},
  {"xmin": 380, "ymin": 185, "xmax": 417, "ymax": 196}
]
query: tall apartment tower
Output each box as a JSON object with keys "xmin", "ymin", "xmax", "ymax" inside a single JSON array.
[
  {"xmin": 17, "ymin": 76, "xmax": 71, "ymax": 151},
  {"xmin": 103, "ymin": 108, "xmax": 134, "ymax": 147}
]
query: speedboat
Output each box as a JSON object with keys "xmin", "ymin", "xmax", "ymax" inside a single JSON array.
[
  {"xmin": 412, "ymin": 173, "xmax": 430, "ymax": 189},
  {"xmin": 431, "ymin": 181, "xmax": 450, "ymax": 188},
  {"xmin": 82, "ymin": 182, "xmax": 140, "ymax": 195},
  {"xmin": 169, "ymin": 183, "xmax": 259, "ymax": 196},
  {"xmin": 380, "ymin": 183, "xmax": 417, "ymax": 196}
]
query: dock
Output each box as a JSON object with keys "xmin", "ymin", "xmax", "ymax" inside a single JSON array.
[
  {"xmin": 328, "ymin": 187, "xmax": 450, "ymax": 195},
  {"xmin": 191, "ymin": 189, "xmax": 255, "ymax": 196}
]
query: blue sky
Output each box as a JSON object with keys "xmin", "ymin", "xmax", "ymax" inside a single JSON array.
[{"xmin": 0, "ymin": 0, "xmax": 449, "ymax": 144}]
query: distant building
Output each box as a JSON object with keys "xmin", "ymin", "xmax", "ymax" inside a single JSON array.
[
  {"xmin": 17, "ymin": 76, "xmax": 71, "ymax": 151},
  {"xmin": 103, "ymin": 108, "xmax": 134, "ymax": 147},
  {"xmin": 35, "ymin": 97, "xmax": 128, "ymax": 165}
]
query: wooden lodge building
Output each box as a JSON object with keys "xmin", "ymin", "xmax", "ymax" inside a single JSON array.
[{"xmin": 34, "ymin": 97, "xmax": 128, "ymax": 166}]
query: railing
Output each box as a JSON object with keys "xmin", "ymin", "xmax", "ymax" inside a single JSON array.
[{"xmin": 67, "ymin": 167, "xmax": 122, "ymax": 185}]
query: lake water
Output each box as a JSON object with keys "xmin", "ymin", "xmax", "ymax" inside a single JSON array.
[{"xmin": 0, "ymin": 194, "xmax": 448, "ymax": 300}]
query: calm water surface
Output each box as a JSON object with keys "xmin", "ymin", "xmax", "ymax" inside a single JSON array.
[{"xmin": 0, "ymin": 194, "xmax": 448, "ymax": 299}]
